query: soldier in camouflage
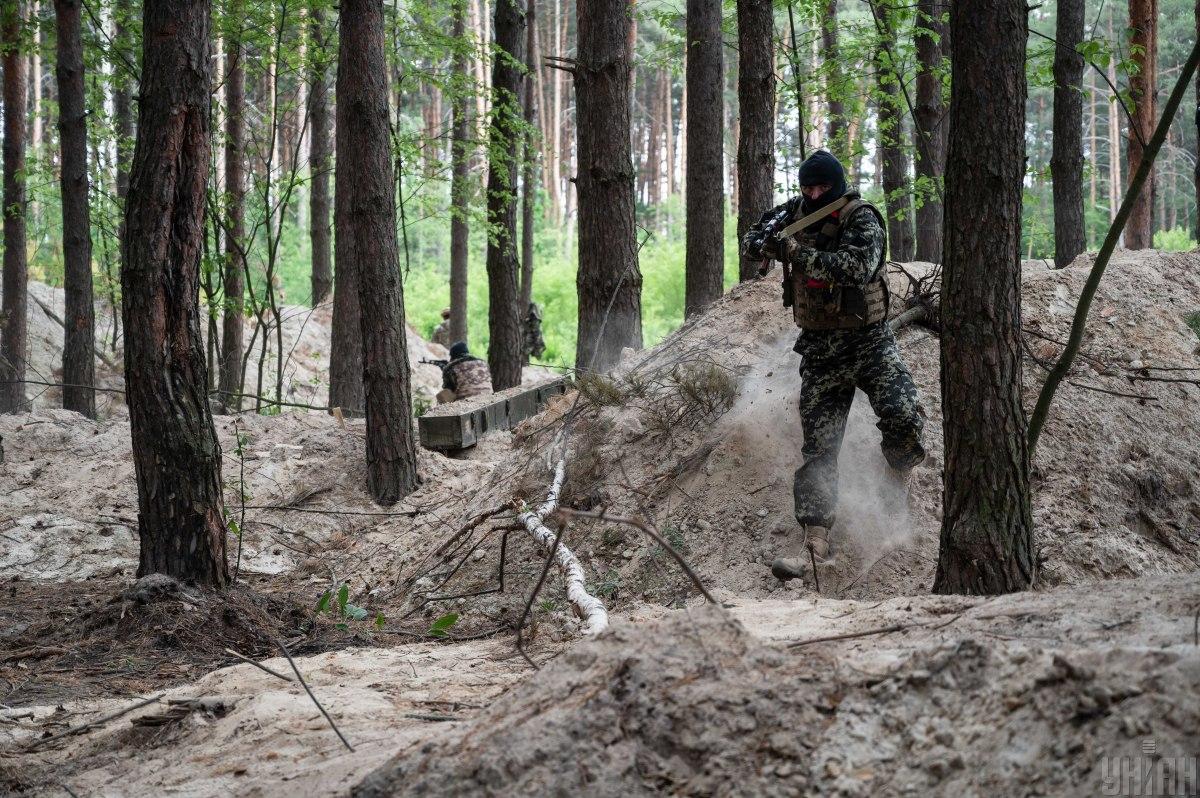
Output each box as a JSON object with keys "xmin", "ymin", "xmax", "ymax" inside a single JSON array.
[
  {"xmin": 743, "ymin": 150, "xmax": 925, "ymax": 581},
  {"xmin": 436, "ymin": 341, "xmax": 494, "ymax": 404}
]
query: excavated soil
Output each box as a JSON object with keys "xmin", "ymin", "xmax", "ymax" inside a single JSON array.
[{"xmin": 3, "ymin": 250, "xmax": 1200, "ymax": 796}]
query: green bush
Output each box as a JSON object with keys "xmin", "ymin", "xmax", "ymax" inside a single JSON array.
[{"xmin": 1152, "ymin": 227, "xmax": 1196, "ymax": 252}]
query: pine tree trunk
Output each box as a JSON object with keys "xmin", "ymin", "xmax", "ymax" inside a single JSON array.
[
  {"xmin": 219, "ymin": 21, "xmax": 245, "ymax": 411},
  {"xmin": 1107, "ymin": 33, "xmax": 1121, "ymax": 224},
  {"xmin": 54, "ymin": 0, "xmax": 95, "ymax": 417},
  {"xmin": 1051, "ymin": 0, "xmax": 1085, "ymax": 267},
  {"xmin": 485, "ymin": 0, "xmax": 525, "ymax": 388},
  {"xmin": 574, "ymin": 0, "xmax": 643, "ymax": 371},
  {"xmin": 934, "ymin": 0, "xmax": 1035, "ymax": 595},
  {"xmin": 913, "ymin": 0, "xmax": 946, "ymax": 262},
  {"xmin": 684, "ymin": 0, "xmax": 724, "ymax": 317},
  {"xmin": 520, "ymin": 0, "xmax": 537, "ymax": 317},
  {"xmin": 122, "ymin": 0, "xmax": 228, "ymax": 585},
  {"xmin": 330, "ymin": 7, "xmax": 366, "ymax": 415},
  {"xmin": 450, "ymin": 0, "xmax": 471, "ymax": 344},
  {"xmin": 114, "ymin": 0, "xmax": 133, "ymax": 210},
  {"xmin": 0, "ymin": 2, "xmax": 28, "ymax": 415},
  {"xmin": 822, "ymin": 0, "xmax": 844, "ymax": 150},
  {"xmin": 337, "ymin": 0, "xmax": 421, "ymax": 504},
  {"xmin": 877, "ymin": 12, "xmax": 914, "ymax": 262},
  {"xmin": 1125, "ymin": 0, "xmax": 1157, "ymax": 249},
  {"xmin": 309, "ymin": 9, "xmax": 333, "ymax": 305},
  {"xmin": 736, "ymin": 0, "xmax": 774, "ymax": 282}
]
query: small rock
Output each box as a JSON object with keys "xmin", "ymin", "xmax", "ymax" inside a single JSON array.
[
  {"xmin": 696, "ymin": 519, "xmax": 713, "ymax": 533},
  {"xmin": 756, "ymin": 508, "xmax": 769, "ymax": 518},
  {"xmin": 471, "ymin": 549, "xmax": 487, "ymax": 562},
  {"xmin": 621, "ymin": 549, "xmax": 634, "ymax": 560},
  {"xmin": 1128, "ymin": 359, "xmax": 1145, "ymax": 370}
]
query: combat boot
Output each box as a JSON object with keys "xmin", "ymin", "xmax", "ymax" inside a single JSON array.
[{"xmin": 770, "ymin": 525, "xmax": 831, "ymax": 581}]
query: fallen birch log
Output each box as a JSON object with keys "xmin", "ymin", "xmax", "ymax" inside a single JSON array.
[{"xmin": 517, "ymin": 460, "xmax": 609, "ymax": 635}]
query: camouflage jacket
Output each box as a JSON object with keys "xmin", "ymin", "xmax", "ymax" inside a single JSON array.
[
  {"xmin": 442, "ymin": 356, "xmax": 494, "ymax": 400},
  {"xmin": 745, "ymin": 194, "xmax": 886, "ymax": 288},
  {"xmin": 745, "ymin": 196, "xmax": 891, "ymax": 360},
  {"xmin": 431, "ymin": 320, "xmax": 452, "ymax": 347}
]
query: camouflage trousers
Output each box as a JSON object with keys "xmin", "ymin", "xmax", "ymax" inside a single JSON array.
[{"xmin": 793, "ymin": 322, "xmax": 925, "ymax": 528}]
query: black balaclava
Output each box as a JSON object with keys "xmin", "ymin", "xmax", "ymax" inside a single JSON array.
[
  {"xmin": 798, "ymin": 150, "xmax": 848, "ymax": 214},
  {"xmin": 449, "ymin": 341, "xmax": 470, "ymax": 359}
]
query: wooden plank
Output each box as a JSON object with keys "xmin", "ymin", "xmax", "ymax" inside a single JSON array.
[{"xmin": 418, "ymin": 377, "xmax": 567, "ymax": 450}]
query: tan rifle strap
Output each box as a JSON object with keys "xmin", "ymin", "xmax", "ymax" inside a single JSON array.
[{"xmin": 774, "ymin": 196, "xmax": 850, "ymax": 241}]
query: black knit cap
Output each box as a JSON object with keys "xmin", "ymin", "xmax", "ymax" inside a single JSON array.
[
  {"xmin": 798, "ymin": 150, "xmax": 848, "ymax": 210},
  {"xmin": 449, "ymin": 341, "xmax": 470, "ymax": 359}
]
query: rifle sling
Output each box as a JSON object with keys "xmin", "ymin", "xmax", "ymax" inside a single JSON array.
[{"xmin": 775, "ymin": 196, "xmax": 850, "ymax": 241}]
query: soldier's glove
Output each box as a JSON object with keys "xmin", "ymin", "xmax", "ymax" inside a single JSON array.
[{"xmin": 759, "ymin": 236, "xmax": 784, "ymax": 261}]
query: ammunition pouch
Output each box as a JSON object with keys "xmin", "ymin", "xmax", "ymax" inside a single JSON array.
[{"xmin": 791, "ymin": 274, "xmax": 889, "ymax": 330}]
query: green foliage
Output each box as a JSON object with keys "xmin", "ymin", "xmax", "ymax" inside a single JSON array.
[
  {"xmin": 1153, "ymin": 227, "xmax": 1196, "ymax": 252},
  {"xmin": 1186, "ymin": 312, "xmax": 1200, "ymax": 340},
  {"xmin": 427, "ymin": 612, "xmax": 460, "ymax": 638},
  {"xmin": 316, "ymin": 582, "xmax": 370, "ymax": 629}
]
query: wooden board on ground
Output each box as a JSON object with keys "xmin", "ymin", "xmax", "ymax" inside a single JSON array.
[{"xmin": 418, "ymin": 378, "xmax": 568, "ymax": 450}]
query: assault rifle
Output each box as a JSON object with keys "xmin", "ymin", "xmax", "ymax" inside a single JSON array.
[{"xmin": 419, "ymin": 358, "xmax": 448, "ymax": 369}]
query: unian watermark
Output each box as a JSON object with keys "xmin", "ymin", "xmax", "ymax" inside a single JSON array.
[{"xmin": 1100, "ymin": 739, "xmax": 1199, "ymax": 797}]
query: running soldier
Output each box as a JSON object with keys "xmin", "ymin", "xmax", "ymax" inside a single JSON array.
[{"xmin": 742, "ymin": 150, "xmax": 925, "ymax": 580}]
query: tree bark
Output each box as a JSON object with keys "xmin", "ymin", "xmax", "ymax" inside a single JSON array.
[
  {"xmin": 122, "ymin": 0, "xmax": 228, "ymax": 585},
  {"xmin": 219, "ymin": 17, "xmax": 245, "ymax": 411},
  {"xmin": 822, "ymin": 0, "xmax": 844, "ymax": 150},
  {"xmin": 520, "ymin": 0, "xmax": 537, "ymax": 318},
  {"xmin": 1124, "ymin": 0, "xmax": 1157, "ymax": 249},
  {"xmin": 337, "ymin": 0, "xmax": 421, "ymax": 504},
  {"xmin": 1196, "ymin": 0, "xmax": 1200, "ymax": 243},
  {"xmin": 449, "ymin": 0, "xmax": 471, "ymax": 345},
  {"xmin": 1051, "ymin": 0, "xmax": 1085, "ymax": 268},
  {"xmin": 574, "ymin": 0, "xmax": 643, "ymax": 372},
  {"xmin": 484, "ymin": 0, "xmax": 525, "ymax": 389},
  {"xmin": 309, "ymin": 9, "xmax": 333, "ymax": 306},
  {"xmin": 934, "ymin": 0, "xmax": 1035, "ymax": 595},
  {"xmin": 0, "ymin": 2, "xmax": 28, "ymax": 415},
  {"xmin": 684, "ymin": 0, "xmax": 724, "ymax": 317},
  {"xmin": 876, "ymin": 11, "xmax": 914, "ymax": 262},
  {"xmin": 114, "ymin": 0, "xmax": 134, "ymax": 240},
  {"xmin": 54, "ymin": 0, "xmax": 95, "ymax": 418},
  {"xmin": 913, "ymin": 0, "xmax": 946, "ymax": 262},
  {"xmin": 736, "ymin": 0, "xmax": 774, "ymax": 282}
]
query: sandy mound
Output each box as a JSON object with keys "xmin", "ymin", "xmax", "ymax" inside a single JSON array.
[
  {"xmin": 4, "ymin": 281, "xmax": 449, "ymax": 415},
  {"xmin": 356, "ymin": 574, "xmax": 1200, "ymax": 797},
  {"xmin": 423, "ymin": 249, "xmax": 1199, "ymax": 618}
]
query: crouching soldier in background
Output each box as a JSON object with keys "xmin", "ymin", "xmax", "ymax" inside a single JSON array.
[
  {"xmin": 431, "ymin": 308, "xmax": 452, "ymax": 347},
  {"xmin": 436, "ymin": 341, "xmax": 494, "ymax": 405},
  {"xmin": 743, "ymin": 150, "xmax": 926, "ymax": 581}
]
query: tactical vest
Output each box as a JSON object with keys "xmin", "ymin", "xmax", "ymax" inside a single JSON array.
[{"xmin": 788, "ymin": 194, "xmax": 889, "ymax": 331}]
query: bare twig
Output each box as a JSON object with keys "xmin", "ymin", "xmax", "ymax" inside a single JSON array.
[
  {"xmin": 276, "ymin": 640, "xmax": 353, "ymax": 752},
  {"xmin": 223, "ymin": 648, "xmax": 294, "ymax": 683},
  {"xmin": 23, "ymin": 695, "xmax": 163, "ymax": 751}
]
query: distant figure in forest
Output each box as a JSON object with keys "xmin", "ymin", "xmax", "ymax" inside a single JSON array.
[
  {"xmin": 431, "ymin": 308, "xmax": 452, "ymax": 347},
  {"xmin": 742, "ymin": 150, "xmax": 926, "ymax": 581},
  {"xmin": 436, "ymin": 341, "xmax": 494, "ymax": 405},
  {"xmin": 524, "ymin": 301, "xmax": 545, "ymax": 363}
]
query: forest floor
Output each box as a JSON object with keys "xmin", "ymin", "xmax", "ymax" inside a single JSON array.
[{"xmin": 2, "ymin": 249, "xmax": 1199, "ymax": 796}]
